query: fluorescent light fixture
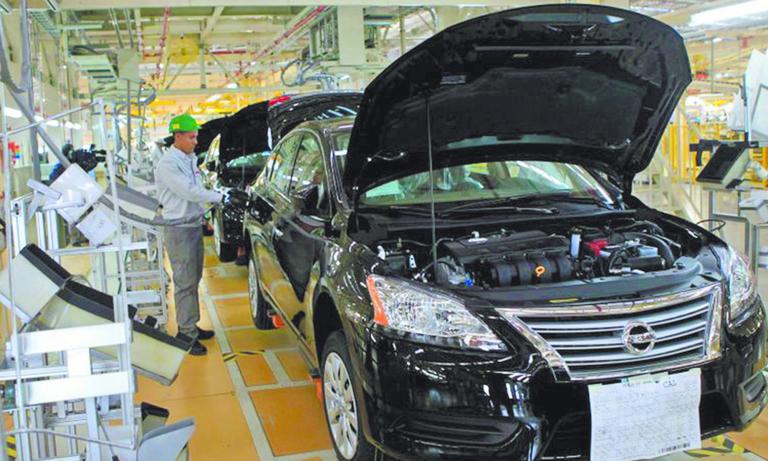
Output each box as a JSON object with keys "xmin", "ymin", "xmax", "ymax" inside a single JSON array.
[
  {"xmin": 34, "ymin": 115, "xmax": 44, "ymax": 122},
  {"xmin": 205, "ymin": 94, "xmax": 222, "ymax": 103},
  {"xmin": 3, "ymin": 107, "xmax": 22, "ymax": 119},
  {"xmin": 225, "ymin": 82, "xmax": 238, "ymax": 89},
  {"xmin": 64, "ymin": 121, "xmax": 74, "ymax": 129},
  {"xmin": 691, "ymin": 0, "xmax": 768, "ymax": 26},
  {"xmin": 713, "ymin": 37, "xmax": 723, "ymax": 43},
  {"xmin": 73, "ymin": 123, "xmax": 82, "ymax": 130},
  {"xmin": 46, "ymin": 120, "xmax": 60, "ymax": 127}
]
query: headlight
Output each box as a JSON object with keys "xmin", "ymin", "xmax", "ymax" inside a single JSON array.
[
  {"xmin": 366, "ymin": 275, "xmax": 506, "ymax": 351},
  {"xmin": 725, "ymin": 246, "xmax": 758, "ymax": 327}
]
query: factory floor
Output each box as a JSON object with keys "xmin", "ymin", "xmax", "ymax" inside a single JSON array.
[{"xmin": 133, "ymin": 236, "xmax": 768, "ymax": 461}]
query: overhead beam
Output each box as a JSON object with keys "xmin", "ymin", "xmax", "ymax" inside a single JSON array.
[
  {"xmin": 60, "ymin": 0, "xmax": 540, "ymax": 10},
  {"xmin": 157, "ymin": 84, "xmax": 318, "ymax": 96},
  {"xmin": 201, "ymin": 6, "xmax": 223, "ymax": 42}
]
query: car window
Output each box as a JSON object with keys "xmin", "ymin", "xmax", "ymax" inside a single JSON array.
[
  {"xmin": 225, "ymin": 151, "xmax": 271, "ymax": 171},
  {"xmin": 331, "ymin": 131, "xmax": 351, "ymax": 172},
  {"xmin": 289, "ymin": 134, "xmax": 323, "ymax": 196},
  {"xmin": 205, "ymin": 137, "xmax": 220, "ymax": 166},
  {"xmin": 360, "ymin": 160, "xmax": 613, "ymax": 205},
  {"xmin": 269, "ymin": 134, "xmax": 302, "ymax": 193}
]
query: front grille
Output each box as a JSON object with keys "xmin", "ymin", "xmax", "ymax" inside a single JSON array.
[{"xmin": 498, "ymin": 284, "xmax": 722, "ymax": 380}]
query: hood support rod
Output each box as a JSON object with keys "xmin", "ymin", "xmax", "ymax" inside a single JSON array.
[{"xmin": 426, "ymin": 94, "xmax": 438, "ymax": 273}]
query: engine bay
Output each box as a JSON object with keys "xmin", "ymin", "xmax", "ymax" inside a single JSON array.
[{"xmin": 372, "ymin": 217, "xmax": 691, "ymax": 289}]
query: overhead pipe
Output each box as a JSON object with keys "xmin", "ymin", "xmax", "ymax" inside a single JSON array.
[
  {"xmin": 251, "ymin": 6, "xmax": 329, "ymax": 62},
  {"xmin": 153, "ymin": 7, "xmax": 171, "ymax": 81},
  {"xmin": 135, "ymin": 9, "xmax": 144, "ymax": 56}
]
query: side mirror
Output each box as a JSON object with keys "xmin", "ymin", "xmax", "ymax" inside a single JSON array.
[
  {"xmin": 248, "ymin": 193, "xmax": 273, "ymax": 223},
  {"xmin": 292, "ymin": 184, "xmax": 320, "ymax": 214}
]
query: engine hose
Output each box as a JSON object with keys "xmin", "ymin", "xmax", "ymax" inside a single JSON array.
[{"xmin": 623, "ymin": 231, "xmax": 675, "ymax": 268}]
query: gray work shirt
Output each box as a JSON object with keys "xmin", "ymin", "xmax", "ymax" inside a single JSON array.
[{"xmin": 155, "ymin": 145, "xmax": 223, "ymax": 227}]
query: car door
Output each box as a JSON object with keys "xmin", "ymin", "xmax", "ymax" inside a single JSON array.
[
  {"xmin": 270, "ymin": 131, "xmax": 330, "ymax": 345},
  {"xmin": 252, "ymin": 133, "xmax": 303, "ymax": 317}
]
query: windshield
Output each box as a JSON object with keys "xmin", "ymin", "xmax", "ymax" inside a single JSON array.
[
  {"xmin": 224, "ymin": 151, "xmax": 271, "ymax": 170},
  {"xmin": 359, "ymin": 160, "xmax": 613, "ymax": 206}
]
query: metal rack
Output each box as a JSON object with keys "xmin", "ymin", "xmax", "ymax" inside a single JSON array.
[{"xmin": 0, "ymin": 97, "xmax": 138, "ymax": 461}]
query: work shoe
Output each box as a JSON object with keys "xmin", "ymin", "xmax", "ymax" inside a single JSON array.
[
  {"xmin": 197, "ymin": 327, "xmax": 215, "ymax": 340},
  {"xmin": 234, "ymin": 254, "xmax": 248, "ymax": 266},
  {"xmin": 189, "ymin": 340, "xmax": 207, "ymax": 356}
]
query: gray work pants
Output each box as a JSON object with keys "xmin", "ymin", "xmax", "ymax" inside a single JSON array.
[{"xmin": 164, "ymin": 226, "xmax": 204, "ymax": 341}]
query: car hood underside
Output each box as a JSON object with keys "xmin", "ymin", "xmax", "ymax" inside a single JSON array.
[{"xmin": 343, "ymin": 4, "xmax": 691, "ymax": 196}]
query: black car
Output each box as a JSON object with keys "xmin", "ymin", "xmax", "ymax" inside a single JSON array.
[
  {"xmin": 201, "ymin": 92, "xmax": 361, "ymax": 262},
  {"xmin": 244, "ymin": 6, "xmax": 767, "ymax": 461}
]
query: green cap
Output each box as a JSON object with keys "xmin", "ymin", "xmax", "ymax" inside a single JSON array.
[{"xmin": 169, "ymin": 113, "xmax": 200, "ymax": 133}]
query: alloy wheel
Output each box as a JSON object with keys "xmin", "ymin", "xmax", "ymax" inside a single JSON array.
[{"xmin": 324, "ymin": 352, "xmax": 358, "ymax": 460}]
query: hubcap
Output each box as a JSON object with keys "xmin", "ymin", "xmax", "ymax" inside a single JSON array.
[
  {"xmin": 324, "ymin": 352, "xmax": 358, "ymax": 460},
  {"xmin": 248, "ymin": 259, "xmax": 259, "ymax": 318}
]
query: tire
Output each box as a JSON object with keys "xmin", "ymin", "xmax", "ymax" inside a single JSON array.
[
  {"xmin": 248, "ymin": 256, "xmax": 274, "ymax": 330},
  {"xmin": 322, "ymin": 331, "xmax": 375, "ymax": 461},
  {"xmin": 213, "ymin": 215, "xmax": 237, "ymax": 262}
]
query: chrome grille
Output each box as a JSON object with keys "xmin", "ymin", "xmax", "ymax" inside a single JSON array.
[{"xmin": 498, "ymin": 284, "xmax": 723, "ymax": 381}]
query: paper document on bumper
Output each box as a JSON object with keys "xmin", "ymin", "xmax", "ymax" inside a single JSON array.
[{"xmin": 589, "ymin": 368, "xmax": 701, "ymax": 461}]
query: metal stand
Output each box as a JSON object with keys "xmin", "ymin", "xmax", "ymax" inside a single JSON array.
[{"xmin": 0, "ymin": 98, "xmax": 139, "ymax": 461}]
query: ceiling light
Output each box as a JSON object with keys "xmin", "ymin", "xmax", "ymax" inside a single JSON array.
[
  {"xmin": 3, "ymin": 107, "xmax": 22, "ymax": 119},
  {"xmin": 46, "ymin": 120, "xmax": 60, "ymax": 127},
  {"xmin": 226, "ymin": 82, "xmax": 238, "ymax": 89},
  {"xmin": 712, "ymin": 37, "xmax": 723, "ymax": 43},
  {"xmin": 34, "ymin": 115, "xmax": 44, "ymax": 122},
  {"xmin": 691, "ymin": 0, "xmax": 768, "ymax": 26},
  {"xmin": 64, "ymin": 121, "xmax": 74, "ymax": 129},
  {"xmin": 73, "ymin": 123, "xmax": 82, "ymax": 130},
  {"xmin": 206, "ymin": 94, "xmax": 222, "ymax": 102}
]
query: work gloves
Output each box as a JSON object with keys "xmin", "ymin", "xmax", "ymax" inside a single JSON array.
[{"xmin": 223, "ymin": 189, "xmax": 250, "ymax": 210}]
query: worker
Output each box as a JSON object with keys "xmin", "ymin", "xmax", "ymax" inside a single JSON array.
[{"xmin": 155, "ymin": 114, "xmax": 230, "ymax": 356}]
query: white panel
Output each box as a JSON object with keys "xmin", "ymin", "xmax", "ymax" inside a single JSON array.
[
  {"xmin": 18, "ymin": 323, "xmax": 128, "ymax": 355},
  {"xmin": 24, "ymin": 371, "xmax": 132, "ymax": 405}
]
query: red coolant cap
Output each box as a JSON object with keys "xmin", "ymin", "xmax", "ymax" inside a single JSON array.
[{"xmin": 584, "ymin": 239, "xmax": 609, "ymax": 256}]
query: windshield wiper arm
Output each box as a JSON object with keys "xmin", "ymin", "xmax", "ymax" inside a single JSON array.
[
  {"xmin": 439, "ymin": 205, "xmax": 558, "ymax": 217},
  {"xmin": 442, "ymin": 192, "xmax": 571, "ymax": 214}
]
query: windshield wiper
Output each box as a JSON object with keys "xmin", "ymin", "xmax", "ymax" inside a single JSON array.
[
  {"xmin": 441, "ymin": 192, "xmax": 613, "ymax": 214},
  {"xmin": 439, "ymin": 205, "xmax": 558, "ymax": 217},
  {"xmin": 358, "ymin": 204, "xmax": 435, "ymax": 217}
]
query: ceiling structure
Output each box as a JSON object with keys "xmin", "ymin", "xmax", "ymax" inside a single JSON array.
[{"xmin": 7, "ymin": 0, "xmax": 768, "ymax": 122}]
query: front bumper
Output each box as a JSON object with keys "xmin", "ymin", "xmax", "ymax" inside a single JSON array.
[{"xmin": 352, "ymin": 302, "xmax": 768, "ymax": 461}]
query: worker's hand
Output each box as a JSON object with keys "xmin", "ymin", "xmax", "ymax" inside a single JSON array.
[{"xmin": 223, "ymin": 189, "xmax": 250, "ymax": 210}]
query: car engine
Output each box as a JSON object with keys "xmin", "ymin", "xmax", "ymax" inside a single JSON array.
[{"xmin": 374, "ymin": 220, "xmax": 683, "ymax": 288}]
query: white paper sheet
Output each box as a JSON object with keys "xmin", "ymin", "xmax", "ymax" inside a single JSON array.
[{"xmin": 589, "ymin": 368, "xmax": 702, "ymax": 461}]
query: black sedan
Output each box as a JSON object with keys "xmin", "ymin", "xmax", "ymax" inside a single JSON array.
[
  {"xmin": 200, "ymin": 92, "xmax": 361, "ymax": 263},
  {"xmin": 244, "ymin": 5, "xmax": 767, "ymax": 461}
]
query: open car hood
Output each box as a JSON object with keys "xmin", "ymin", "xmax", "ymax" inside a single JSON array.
[
  {"xmin": 343, "ymin": 4, "xmax": 691, "ymax": 197},
  {"xmin": 219, "ymin": 101, "xmax": 270, "ymax": 165},
  {"xmin": 195, "ymin": 117, "xmax": 229, "ymax": 155}
]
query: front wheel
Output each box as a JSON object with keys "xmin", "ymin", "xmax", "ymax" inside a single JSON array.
[
  {"xmin": 213, "ymin": 215, "xmax": 237, "ymax": 262},
  {"xmin": 248, "ymin": 256, "xmax": 274, "ymax": 330},
  {"xmin": 322, "ymin": 331, "xmax": 375, "ymax": 461}
]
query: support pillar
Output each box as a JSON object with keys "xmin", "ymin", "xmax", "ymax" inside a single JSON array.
[{"xmin": 337, "ymin": 6, "xmax": 365, "ymax": 66}]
